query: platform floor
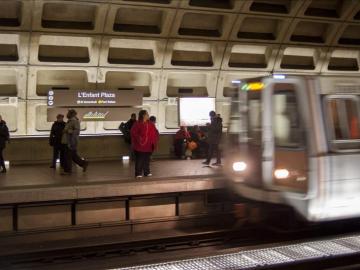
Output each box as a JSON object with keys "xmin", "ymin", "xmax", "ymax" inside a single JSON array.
[
  {"xmin": 0, "ymin": 159, "xmax": 225, "ymax": 204},
  {"xmin": 0, "ymin": 159, "xmax": 220, "ymax": 189}
]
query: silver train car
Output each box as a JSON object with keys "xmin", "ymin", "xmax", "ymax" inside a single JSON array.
[{"xmin": 224, "ymin": 75, "xmax": 360, "ymax": 222}]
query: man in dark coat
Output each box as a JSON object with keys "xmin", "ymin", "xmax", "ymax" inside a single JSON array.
[
  {"xmin": 203, "ymin": 111, "xmax": 223, "ymax": 166},
  {"xmin": 61, "ymin": 109, "xmax": 88, "ymax": 175},
  {"xmin": 0, "ymin": 115, "xmax": 10, "ymax": 173},
  {"xmin": 49, "ymin": 114, "xmax": 66, "ymax": 168},
  {"xmin": 119, "ymin": 113, "xmax": 137, "ymax": 144}
]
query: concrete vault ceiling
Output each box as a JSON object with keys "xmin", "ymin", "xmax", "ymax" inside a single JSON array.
[{"xmin": 1, "ymin": 0, "xmax": 360, "ymax": 135}]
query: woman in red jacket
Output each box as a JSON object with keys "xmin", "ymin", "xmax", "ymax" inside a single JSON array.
[{"xmin": 131, "ymin": 110, "xmax": 159, "ymax": 178}]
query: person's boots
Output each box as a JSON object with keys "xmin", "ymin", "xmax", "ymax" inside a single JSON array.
[{"xmin": 1, "ymin": 164, "xmax": 6, "ymax": 173}]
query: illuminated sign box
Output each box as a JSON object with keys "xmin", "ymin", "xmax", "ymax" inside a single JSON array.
[
  {"xmin": 179, "ymin": 97, "xmax": 215, "ymax": 126},
  {"xmin": 47, "ymin": 89, "xmax": 142, "ymax": 107},
  {"xmin": 47, "ymin": 89, "xmax": 143, "ymax": 121}
]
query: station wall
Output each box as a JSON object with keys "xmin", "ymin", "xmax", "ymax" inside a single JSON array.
[{"xmin": 0, "ymin": 0, "xmax": 359, "ymax": 137}]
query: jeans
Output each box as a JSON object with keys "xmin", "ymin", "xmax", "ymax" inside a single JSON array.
[{"xmin": 134, "ymin": 151, "xmax": 151, "ymax": 177}]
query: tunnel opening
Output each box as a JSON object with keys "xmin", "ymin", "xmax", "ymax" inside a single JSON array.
[
  {"xmin": 0, "ymin": 44, "xmax": 19, "ymax": 61},
  {"xmin": 237, "ymin": 17, "xmax": 279, "ymax": 40},
  {"xmin": 290, "ymin": 21, "xmax": 328, "ymax": 44},
  {"xmin": 36, "ymin": 70, "xmax": 94, "ymax": 96},
  {"xmin": 171, "ymin": 41, "xmax": 214, "ymax": 68},
  {"xmin": 0, "ymin": 70, "xmax": 18, "ymax": 96},
  {"xmin": 178, "ymin": 13, "xmax": 222, "ymax": 37},
  {"xmin": 102, "ymin": 71, "xmax": 151, "ymax": 97},
  {"xmin": 38, "ymin": 45, "xmax": 90, "ymax": 63},
  {"xmin": 189, "ymin": 0, "xmax": 234, "ymax": 10},
  {"xmin": 0, "ymin": 0, "xmax": 22, "ymax": 27},
  {"xmin": 281, "ymin": 55, "xmax": 315, "ymax": 70},
  {"xmin": 108, "ymin": 48, "xmax": 155, "ymax": 65},
  {"xmin": 328, "ymin": 58, "xmax": 359, "ymax": 71},
  {"xmin": 304, "ymin": 0, "xmax": 342, "ymax": 18},
  {"xmin": 166, "ymin": 73, "xmax": 209, "ymax": 97},
  {"xmin": 338, "ymin": 25, "xmax": 360, "ymax": 45},
  {"xmin": 122, "ymin": 0, "xmax": 171, "ymax": 4},
  {"xmin": 178, "ymin": 88, "xmax": 194, "ymax": 95},
  {"xmin": 229, "ymin": 52, "xmax": 267, "ymax": 68},
  {"xmin": 0, "ymin": 85, "xmax": 17, "ymax": 97},
  {"xmin": 249, "ymin": 0, "xmax": 290, "ymax": 14},
  {"xmin": 41, "ymin": 2, "xmax": 96, "ymax": 30},
  {"xmin": 171, "ymin": 51, "xmax": 213, "ymax": 67},
  {"xmin": 113, "ymin": 8, "xmax": 162, "ymax": 34},
  {"xmin": 354, "ymin": 10, "xmax": 360, "ymax": 20},
  {"xmin": 167, "ymin": 87, "xmax": 208, "ymax": 97}
]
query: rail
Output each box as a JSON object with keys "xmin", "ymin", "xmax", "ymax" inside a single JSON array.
[{"xmin": 116, "ymin": 234, "xmax": 360, "ymax": 270}]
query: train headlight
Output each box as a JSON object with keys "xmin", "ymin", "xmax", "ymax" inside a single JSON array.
[
  {"xmin": 274, "ymin": 169, "xmax": 289, "ymax": 179},
  {"xmin": 232, "ymin": 162, "xmax": 247, "ymax": 172}
]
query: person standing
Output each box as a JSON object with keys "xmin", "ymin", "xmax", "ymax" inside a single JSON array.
[
  {"xmin": 61, "ymin": 109, "xmax": 88, "ymax": 175},
  {"xmin": 49, "ymin": 114, "xmax": 65, "ymax": 169},
  {"xmin": 203, "ymin": 111, "xmax": 223, "ymax": 166},
  {"xmin": 131, "ymin": 110, "xmax": 159, "ymax": 178},
  {"xmin": 149, "ymin": 116, "xmax": 159, "ymax": 161},
  {"xmin": 0, "ymin": 116, "xmax": 9, "ymax": 173},
  {"xmin": 149, "ymin": 116, "xmax": 159, "ymax": 136},
  {"xmin": 119, "ymin": 113, "xmax": 137, "ymax": 144},
  {"xmin": 119, "ymin": 113, "xmax": 137, "ymax": 160},
  {"xmin": 126, "ymin": 113, "xmax": 137, "ymax": 131}
]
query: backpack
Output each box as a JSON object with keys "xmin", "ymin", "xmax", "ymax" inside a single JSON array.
[{"xmin": 119, "ymin": 122, "xmax": 131, "ymax": 144}]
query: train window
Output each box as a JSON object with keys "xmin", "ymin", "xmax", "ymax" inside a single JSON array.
[
  {"xmin": 273, "ymin": 90, "xmax": 303, "ymax": 148},
  {"xmin": 248, "ymin": 92, "xmax": 262, "ymax": 144},
  {"xmin": 227, "ymin": 91, "xmax": 262, "ymax": 146},
  {"xmin": 325, "ymin": 96, "xmax": 360, "ymax": 150}
]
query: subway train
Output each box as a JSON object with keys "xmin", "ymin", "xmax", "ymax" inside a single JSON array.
[{"xmin": 224, "ymin": 75, "xmax": 360, "ymax": 222}]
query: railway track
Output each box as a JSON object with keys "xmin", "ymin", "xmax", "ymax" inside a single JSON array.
[
  {"xmin": 3, "ymin": 216, "xmax": 360, "ymax": 270},
  {"xmin": 0, "ymin": 226, "xmax": 257, "ymax": 270}
]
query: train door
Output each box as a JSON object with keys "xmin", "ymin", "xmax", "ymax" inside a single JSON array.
[
  {"xmin": 323, "ymin": 95, "xmax": 360, "ymax": 218},
  {"xmin": 262, "ymin": 79, "xmax": 309, "ymax": 193}
]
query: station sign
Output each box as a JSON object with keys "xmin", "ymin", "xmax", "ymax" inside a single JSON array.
[
  {"xmin": 47, "ymin": 89, "xmax": 142, "ymax": 107},
  {"xmin": 47, "ymin": 89, "xmax": 143, "ymax": 121},
  {"xmin": 47, "ymin": 107, "xmax": 141, "ymax": 122}
]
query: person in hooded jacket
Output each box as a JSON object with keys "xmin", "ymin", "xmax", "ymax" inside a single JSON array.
[
  {"xmin": 131, "ymin": 110, "xmax": 159, "ymax": 178},
  {"xmin": 49, "ymin": 114, "xmax": 65, "ymax": 169},
  {"xmin": 203, "ymin": 111, "xmax": 223, "ymax": 166},
  {"xmin": 0, "ymin": 115, "xmax": 9, "ymax": 173},
  {"xmin": 61, "ymin": 109, "xmax": 88, "ymax": 175}
]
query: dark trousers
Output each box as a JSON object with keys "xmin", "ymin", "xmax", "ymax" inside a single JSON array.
[
  {"xmin": 0, "ymin": 148, "xmax": 5, "ymax": 169},
  {"xmin": 174, "ymin": 139, "xmax": 186, "ymax": 158},
  {"xmin": 63, "ymin": 147, "xmax": 86, "ymax": 173},
  {"xmin": 52, "ymin": 145, "xmax": 64, "ymax": 167},
  {"xmin": 135, "ymin": 151, "xmax": 151, "ymax": 177},
  {"xmin": 206, "ymin": 143, "xmax": 221, "ymax": 164},
  {"xmin": 193, "ymin": 141, "xmax": 209, "ymax": 158}
]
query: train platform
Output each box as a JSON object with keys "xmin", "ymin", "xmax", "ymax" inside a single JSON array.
[
  {"xmin": 0, "ymin": 159, "xmax": 225, "ymax": 204},
  {"xmin": 0, "ymin": 159, "xmax": 230, "ymax": 234}
]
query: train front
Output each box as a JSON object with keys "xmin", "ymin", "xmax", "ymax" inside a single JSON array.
[{"xmin": 223, "ymin": 76, "xmax": 300, "ymax": 205}]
